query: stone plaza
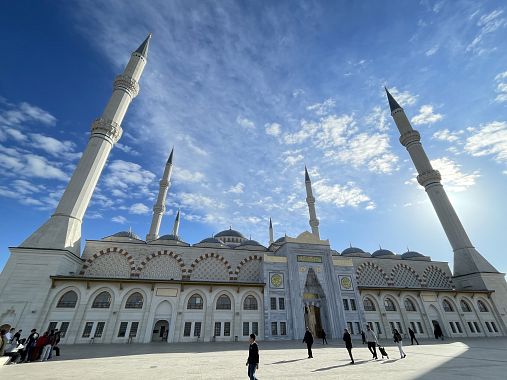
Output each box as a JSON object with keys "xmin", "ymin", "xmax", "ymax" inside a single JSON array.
[{"xmin": 2, "ymin": 337, "xmax": 506, "ymax": 379}]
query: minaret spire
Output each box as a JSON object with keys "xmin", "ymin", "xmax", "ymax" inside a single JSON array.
[
  {"xmin": 304, "ymin": 166, "xmax": 320, "ymax": 239},
  {"xmin": 146, "ymin": 147, "xmax": 174, "ymax": 241},
  {"xmin": 20, "ymin": 35, "xmax": 151, "ymax": 255},
  {"xmin": 269, "ymin": 218, "xmax": 274, "ymax": 245},
  {"xmin": 171, "ymin": 209, "xmax": 180, "ymax": 237},
  {"xmin": 385, "ymin": 88, "xmax": 498, "ymax": 279}
]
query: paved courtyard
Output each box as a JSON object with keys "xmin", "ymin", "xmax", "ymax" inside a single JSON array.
[{"xmin": 2, "ymin": 337, "xmax": 507, "ymax": 379}]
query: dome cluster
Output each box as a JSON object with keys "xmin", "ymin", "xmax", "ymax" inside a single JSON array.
[{"xmin": 339, "ymin": 246, "xmax": 429, "ymax": 261}]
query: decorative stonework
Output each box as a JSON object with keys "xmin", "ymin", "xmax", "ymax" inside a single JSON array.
[
  {"xmin": 91, "ymin": 118, "xmax": 123, "ymax": 144},
  {"xmin": 81, "ymin": 247, "xmax": 134, "ymax": 278},
  {"xmin": 138, "ymin": 251, "xmax": 183, "ymax": 280},
  {"xmin": 399, "ymin": 130, "xmax": 421, "ymax": 147},
  {"xmin": 422, "ymin": 266, "xmax": 453, "ymax": 289},
  {"xmin": 189, "ymin": 253, "xmax": 232, "ymax": 281},
  {"xmin": 417, "ymin": 169, "xmax": 442, "ymax": 187},
  {"xmin": 356, "ymin": 262, "xmax": 389, "ymax": 287},
  {"xmin": 114, "ymin": 74, "xmax": 140, "ymax": 98},
  {"xmin": 236, "ymin": 257, "xmax": 262, "ymax": 282},
  {"xmin": 391, "ymin": 264, "xmax": 421, "ymax": 288}
]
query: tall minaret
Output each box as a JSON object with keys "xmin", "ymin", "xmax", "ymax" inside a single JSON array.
[
  {"xmin": 269, "ymin": 218, "xmax": 274, "ymax": 245},
  {"xmin": 385, "ymin": 88, "xmax": 499, "ymax": 279},
  {"xmin": 146, "ymin": 148, "xmax": 174, "ymax": 241},
  {"xmin": 171, "ymin": 209, "xmax": 181, "ymax": 237},
  {"xmin": 21, "ymin": 34, "xmax": 152, "ymax": 255},
  {"xmin": 305, "ymin": 166, "xmax": 320, "ymax": 239}
]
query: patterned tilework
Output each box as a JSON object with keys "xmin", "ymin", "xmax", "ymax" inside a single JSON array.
[
  {"xmin": 236, "ymin": 257, "xmax": 262, "ymax": 282},
  {"xmin": 356, "ymin": 262, "xmax": 389, "ymax": 287},
  {"xmin": 189, "ymin": 253, "xmax": 232, "ymax": 281},
  {"xmin": 81, "ymin": 248, "xmax": 134, "ymax": 278},
  {"xmin": 423, "ymin": 265, "xmax": 453, "ymax": 289},
  {"xmin": 391, "ymin": 264, "xmax": 421, "ymax": 288},
  {"xmin": 139, "ymin": 251, "xmax": 183, "ymax": 280}
]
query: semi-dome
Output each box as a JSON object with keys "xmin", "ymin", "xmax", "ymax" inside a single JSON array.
[
  {"xmin": 214, "ymin": 228, "xmax": 245, "ymax": 238},
  {"xmin": 112, "ymin": 230, "xmax": 141, "ymax": 240},
  {"xmin": 239, "ymin": 239, "xmax": 262, "ymax": 246},
  {"xmin": 274, "ymin": 236, "xmax": 287, "ymax": 244},
  {"xmin": 158, "ymin": 234, "xmax": 179, "ymax": 241},
  {"xmin": 372, "ymin": 249, "xmax": 395, "ymax": 258},
  {"xmin": 236, "ymin": 239, "xmax": 266, "ymax": 251},
  {"xmin": 150, "ymin": 234, "xmax": 189, "ymax": 246}
]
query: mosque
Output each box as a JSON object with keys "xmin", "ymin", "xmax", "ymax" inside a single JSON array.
[{"xmin": 0, "ymin": 35, "xmax": 506, "ymax": 344}]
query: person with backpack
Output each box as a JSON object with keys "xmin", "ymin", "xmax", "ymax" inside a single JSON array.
[
  {"xmin": 245, "ymin": 333, "xmax": 259, "ymax": 380},
  {"xmin": 393, "ymin": 329, "xmax": 406, "ymax": 358}
]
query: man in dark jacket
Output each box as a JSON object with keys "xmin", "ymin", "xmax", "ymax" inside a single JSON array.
[
  {"xmin": 343, "ymin": 328, "xmax": 354, "ymax": 364},
  {"xmin": 246, "ymin": 333, "xmax": 259, "ymax": 380},
  {"xmin": 408, "ymin": 327, "xmax": 419, "ymax": 345},
  {"xmin": 303, "ymin": 327, "xmax": 314, "ymax": 358},
  {"xmin": 321, "ymin": 329, "xmax": 328, "ymax": 344},
  {"xmin": 24, "ymin": 329, "xmax": 39, "ymax": 362}
]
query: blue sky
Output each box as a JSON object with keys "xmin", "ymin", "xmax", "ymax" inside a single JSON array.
[{"xmin": 1, "ymin": 0, "xmax": 506, "ymax": 275}]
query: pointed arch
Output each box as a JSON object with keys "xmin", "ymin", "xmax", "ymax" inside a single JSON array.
[
  {"xmin": 234, "ymin": 255, "xmax": 263, "ymax": 282},
  {"xmin": 80, "ymin": 247, "xmax": 135, "ymax": 278},
  {"xmin": 391, "ymin": 264, "xmax": 422, "ymax": 288},
  {"xmin": 188, "ymin": 252, "xmax": 233, "ymax": 281},
  {"xmin": 138, "ymin": 250, "xmax": 184, "ymax": 280},
  {"xmin": 422, "ymin": 265, "xmax": 453, "ymax": 289},
  {"xmin": 356, "ymin": 262, "xmax": 389, "ymax": 287}
]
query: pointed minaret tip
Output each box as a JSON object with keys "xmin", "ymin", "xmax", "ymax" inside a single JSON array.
[
  {"xmin": 384, "ymin": 87, "xmax": 402, "ymax": 112},
  {"xmin": 135, "ymin": 33, "xmax": 152, "ymax": 58},
  {"xmin": 269, "ymin": 218, "xmax": 273, "ymax": 228},
  {"xmin": 304, "ymin": 165, "xmax": 310, "ymax": 182},
  {"xmin": 167, "ymin": 147, "xmax": 174, "ymax": 165}
]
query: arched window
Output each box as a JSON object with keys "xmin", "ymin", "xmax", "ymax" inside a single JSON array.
[
  {"xmin": 92, "ymin": 291, "xmax": 112, "ymax": 309},
  {"xmin": 216, "ymin": 295, "xmax": 232, "ymax": 310},
  {"xmin": 477, "ymin": 300, "xmax": 488, "ymax": 312},
  {"xmin": 363, "ymin": 297, "xmax": 376, "ymax": 311},
  {"xmin": 56, "ymin": 290, "xmax": 78, "ymax": 308},
  {"xmin": 384, "ymin": 297, "xmax": 396, "ymax": 311},
  {"xmin": 404, "ymin": 298, "xmax": 417, "ymax": 312},
  {"xmin": 243, "ymin": 295, "xmax": 258, "ymax": 310},
  {"xmin": 187, "ymin": 294, "xmax": 204, "ymax": 310},
  {"xmin": 442, "ymin": 299, "xmax": 454, "ymax": 312},
  {"xmin": 125, "ymin": 292, "xmax": 143, "ymax": 309},
  {"xmin": 460, "ymin": 300, "xmax": 472, "ymax": 312}
]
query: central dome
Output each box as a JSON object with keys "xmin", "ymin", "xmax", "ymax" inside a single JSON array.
[{"xmin": 214, "ymin": 227, "xmax": 247, "ymax": 247}]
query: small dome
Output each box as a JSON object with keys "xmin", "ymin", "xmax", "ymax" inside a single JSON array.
[
  {"xmin": 372, "ymin": 249, "xmax": 395, "ymax": 258},
  {"xmin": 239, "ymin": 239, "xmax": 262, "ymax": 246},
  {"xmin": 341, "ymin": 247, "xmax": 371, "ymax": 258},
  {"xmin": 199, "ymin": 237, "xmax": 223, "ymax": 244},
  {"xmin": 214, "ymin": 228, "xmax": 245, "ymax": 238},
  {"xmin": 112, "ymin": 230, "xmax": 140, "ymax": 240},
  {"xmin": 341, "ymin": 247, "xmax": 364, "ymax": 255},
  {"xmin": 402, "ymin": 251, "xmax": 424, "ymax": 259},
  {"xmin": 274, "ymin": 236, "xmax": 287, "ymax": 244}
]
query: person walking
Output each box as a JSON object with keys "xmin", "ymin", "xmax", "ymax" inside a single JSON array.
[
  {"xmin": 393, "ymin": 329, "xmax": 406, "ymax": 358},
  {"xmin": 342, "ymin": 328, "xmax": 354, "ymax": 364},
  {"xmin": 322, "ymin": 329, "xmax": 328, "ymax": 345},
  {"xmin": 365, "ymin": 325, "xmax": 378, "ymax": 360},
  {"xmin": 24, "ymin": 329, "xmax": 39, "ymax": 362},
  {"xmin": 303, "ymin": 327, "xmax": 314, "ymax": 358},
  {"xmin": 408, "ymin": 327, "xmax": 419, "ymax": 345},
  {"xmin": 245, "ymin": 333, "xmax": 259, "ymax": 380},
  {"xmin": 361, "ymin": 330, "xmax": 366, "ymax": 344},
  {"xmin": 52, "ymin": 329, "xmax": 61, "ymax": 357},
  {"xmin": 434, "ymin": 324, "xmax": 444, "ymax": 340}
]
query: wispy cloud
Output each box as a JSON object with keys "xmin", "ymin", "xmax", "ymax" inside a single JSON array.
[
  {"xmin": 494, "ymin": 70, "xmax": 507, "ymax": 103},
  {"xmin": 265, "ymin": 122, "xmax": 281, "ymax": 137},
  {"xmin": 236, "ymin": 116, "xmax": 255, "ymax": 129},
  {"xmin": 411, "ymin": 105, "xmax": 443, "ymax": 125},
  {"xmin": 306, "ymin": 98, "xmax": 336, "ymax": 116},
  {"xmin": 389, "ymin": 88, "xmax": 417, "ymax": 107},
  {"xmin": 465, "ymin": 121, "xmax": 507, "ymax": 164},
  {"xmin": 466, "ymin": 9, "xmax": 506, "ymax": 55}
]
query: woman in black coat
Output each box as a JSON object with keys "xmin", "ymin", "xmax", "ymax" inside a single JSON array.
[{"xmin": 342, "ymin": 329, "xmax": 354, "ymax": 364}]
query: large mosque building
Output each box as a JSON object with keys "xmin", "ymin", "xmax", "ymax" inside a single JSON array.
[{"xmin": 0, "ymin": 35, "xmax": 506, "ymax": 344}]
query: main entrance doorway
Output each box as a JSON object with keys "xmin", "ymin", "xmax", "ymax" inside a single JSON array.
[
  {"xmin": 304, "ymin": 305, "xmax": 323, "ymax": 338},
  {"xmin": 152, "ymin": 320, "xmax": 169, "ymax": 342}
]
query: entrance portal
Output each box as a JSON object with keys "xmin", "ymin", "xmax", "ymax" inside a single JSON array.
[
  {"xmin": 304, "ymin": 305, "xmax": 323, "ymax": 338},
  {"xmin": 152, "ymin": 320, "xmax": 169, "ymax": 342}
]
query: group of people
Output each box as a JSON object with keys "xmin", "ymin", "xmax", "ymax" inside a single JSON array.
[
  {"xmin": 245, "ymin": 325, "xmax": 425, "ymax": 379},
  {"xmin": 0, "ymin": 327, "xmax": 61, "ymax": 364}
]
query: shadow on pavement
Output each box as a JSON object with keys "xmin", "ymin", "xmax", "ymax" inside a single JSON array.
[{"xmin": 312, "ymin": 359, "xmax": 368, "ymax": 371}]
